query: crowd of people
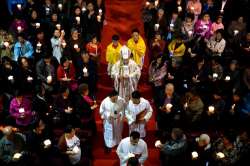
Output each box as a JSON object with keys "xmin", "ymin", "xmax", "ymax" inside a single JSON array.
[{"xmin": 0, "ymin": 0, "xmax": 250, "ymax": 166}]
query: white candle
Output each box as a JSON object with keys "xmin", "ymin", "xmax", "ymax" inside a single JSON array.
[
  {"xmin": 208, "ymin": 106, "xmax": 215, "ymax": 113},
  {"xmin": 203, "ymin": 25, "xmax": 208, "ymax": 30},
  {"xmin": 220, "ymin": 9, "xmax": 224, "ymax": 13},
  {"xmin": 145, "ymin": 1, "xmax": 150, "ymax": 6},
  {"xmin": 212, "ymin": 73, "xmax": 218, "ymax": 79},
  {"xmin": 56, "ymin": 24, "xmax": 61, "ymax": 30},
  {"xmin": 19, "ymin": 108, "xmax": 25, "ymax": 113},
  {"xmin": 177, "ymin": 6, "xmax": 182, "ymax": 12},
  {"xmin": 35, "ymin": 22, "xmax": 40, "ymax": 28},
  {"xmin": 3, "ymin": 41, "xmax": 9, "ymax": 48},
  {"xmin": 17, "ymin": 26, "xmax": 22, "ymax": 32},
  {"xmin": 192, "ymin": 151, "xmax": 199, "ymax": 159},
  {"xmin": 74, "ymin": 44, "xmax": 79, "ymax": 49},
  {"xmin": 231, "ymin": 104, "xmax": 236, "ymax": 110},
  {"xmin": 43, "ymin": 139, "xmax": 51, "ymax": 146},
  {"xmin": 191, "ymin": 6, "xmax": 195, "ymax": 11},
  {"xmin": 47, "ymin": 75, "xmax": 52, "ymax": 82},
  {"xmin": 83, "ymin": 67, "xmax": 88, "ymax": 73},
  {"xmin": 128, "ymin": 153, "xmax": 135, "ymax": 158},
  {"xmin": 13, "ymin": 153, "xmax": 22, "ymax": 159},
  {"xmin": 154, "ymin": 24, "xmax": 159, "ymax": 31},
  {"xmin": 97, "ymin": 15, "xmax": 101, "ymax": 22},
  {"xmin": 58, "ymin": 3, "xmax": 63, "ymax": 10},
  {"xmin": 184, "ymin": 102, "xmax": 188, "ymax": 109},
  {"xmin": 72, "ymin": 146, "xmax": 80, "ymax": 153},
  {"xmin": 170, "ymin": 23, "xmax": 174, "ymax": 28},
  {"xmin": 225, "ymin": 76, "xmax": 230, "ymax": 81},
  {"xmin": 75, "ymin": 16, "xmax": 80, "ymax": 23},
  {"xmin": 155, "ymin": 140, "xmax": 162, "ymax": 148},
  {"xmin": 216, "ymin": 152, "xmax": 225, "ymax": 159},
  {"xmin": 17, "ymin": 4, "xmax": 22, "ymax": 10},
  {"xmin": 8, "ymin": 75, "xmax": 14, "ymax": 80}
]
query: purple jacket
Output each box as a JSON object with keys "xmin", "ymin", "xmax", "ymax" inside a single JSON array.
[
  {"xmin": 194, "ymin": 19, "xmax": 212, "ymax": 39},
  {"xmin": 9, "ymin": 97, "xmax": 32, "ymax": 126}
]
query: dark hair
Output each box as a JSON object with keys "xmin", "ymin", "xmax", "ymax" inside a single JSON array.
[
  {"xmin": 17, "ymin": 32, "xmax": 25, "ymax": 39},
  {"xmin": 60, "ymin": 56, "xmax": 69, "ymax": 65},
  {"xmin": 64, "ymin": 125, "xmax": 74, "ymax": 134},
  {"xmin": 127, "ymin": 157, "xmax": 139, "ymax": 166},
  {"xmin": 78, "ymin": 83, "xmax": 89, "ymax": 94},
  {"xmin": 132, "ymin": 28, "xmax": 140, "ymax": 34},
  {"xmin": 112, "ymin": 34, "xmax": 119, "ymax": 41},
  {"xmin": 130, "ymin": 131, "xmax": 140, "ymax": 140},
  {"xmin": 172, "ymin": 128, "xmax": 184, "ymax": 140},
  {"xmin": 43, "ymin": 51, "xmax": 52, "ymax": 59},
  {"xmin": 108, "ymin": 90, "xmax": 118, "ymax": 97},
  {"xmin": 223, "ymin": 130, "xmax": 236, "ymax": 144},
  {"xmin": 132, "ymin": 91, "xmax": 141, "ymax": 99},
  {"xmin": 59, "ymin": 86, "xmax": 69, "ymax": 94}
]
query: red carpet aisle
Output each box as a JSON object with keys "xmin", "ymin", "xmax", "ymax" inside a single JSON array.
[{"xmin": 93, "ymin": 0, "xmax": 160, "ymax": 165}]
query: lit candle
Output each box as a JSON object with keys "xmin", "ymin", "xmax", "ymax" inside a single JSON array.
[
  {"xmin": 203, "ymin": 25, "xmax": 208, "ymax": 30},
  {"xmin": 155, "ymin": 0, "xmax": 159, "ymax": 7},
  {"xmin": 47, "ymin": 75, "xmax": 52, "ymax": 82},
  {"xmin": 177, "ymin": 6, "xmax": 182, "ymax": 12},
  {"xmin": 170, "ymin": 23, "xmax": 174, "ymax": 28},
  {"xmin": 166, "ymin": 103, "xmax": 173, "ymax": 110},
  {"xmin": 37, "ymin": 42, "xmax": 42, "ymax": 47},
  {"xmin": 234, "ymin": 30, "xmax": 239, "ymax": 36},
  {"xmin": 72, "ymin": 146, "xmax": 80, "ymax": 153},
  {"xmin": 154, "ymin": 24, "xmax": 159, "ymax": 31},
  {"xmin": 155, "ymin": 140, "xmax": 162, "ymax": 148},
  {"xmin": 192, "ymin": 151, "xmax": 199, "ymax": 159},
  {"xmin": 128, "ymin": 153, "xmax": 135, "ymax": 158},
  {"xmin": 27, "ymin": 76, "xmax": 33, "ymax": 81},
  {"xmin": 216, "ymin": 152, "xmax": 225, "ymax": 159},
  {"xmin": 220, "ymin": 9, "xmax": 224, "ymax": 13},
  {"xmin": 188, "ymin": 30, "xmax": 193, "ymax": 36},
  {"xmin": 17, "ymin": 26, "xmax": 22, "ymax": 32},
  {"xmin": 97, "ymin": 15, "xmax": 101, "ymax": 22},
  {"xmin": 99, "ymin": 9, "xmax": 103, "ymax": 15},
  {"xmin": 17, "ymin": 4, "xmax": 22, "ymax": 10},
  {"xmin": 75, "ymin": 16, "xmax": 80, "ymax": 23},
  {"xmin": 58, "ymin": 3, "xmax": 63, "ymax": 10},
  {"xmin": 83, "ymin": 67, "xmax": 88, "ymax": 74},
  {"xmin": 184, "ymin": 102, "xmax": 188, "ymax": 109},
  {"xmin": 19, "ymin": 108, "xmax": 25, "ymax": 113},
  {"xmin": 43, "ymin": 139, "xmax": 51, "ymax": 147},
  {"xmin": 13, "ymin": 153, "xmax": 22, "ymax": 159},
  {"xmin": 208, "ymin": 106, "xmax": 215, "ymax": 114},
  {"xmin": 8, "ymin": 75, "xmax": 14, "ymax": 80},
  {"xmin": 225, "ymin": 76, "xmax": 230, "ymax": 81},
  {"xmin": 74, "ymin": 44, "xmax": 79, "ymax": 49},
  {"xmin": 35, "ymin": 22, "xmax": 40, "ymax": 29},
  {"xmin": 231, "ymin": 104, "xmax": 236, "ymax": 110},
  {"xmin": 3, "ymin": 41, "xmax": 9, "ymax": 48},
  {"xmin": 82, "ymin": 7, "xmax": 87, "ymax": 12},
  {"xmin": 190, "ymin": 6, "xmax": 195, "ymax": 11},
  {"xmin": 212, "ymin": 73, "xmax": 218, "ymax": 79},
  {"xmin": 62, "ymin": 41, "xmax": 67, "ymax": 47},
  {"xmin": 145, "ymin": 1, "xmax": 150, "ymax": 6},
  {"xmin": 56, "ymin": 24, "xmax": 61, "ymax": 30}
]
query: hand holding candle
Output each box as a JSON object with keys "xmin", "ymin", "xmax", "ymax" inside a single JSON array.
[
  {"xmin": 35, "ymin": 23, "xmax": 40, "ymax": 29},
  {"xmin": 58, "ymin": 3, "xmax": 63, "ymax": 10},
  {"xmin": 208, "ymin": 106, "xmax": 215, "ymax": 114},
  {"xmin": 155, "ymin": 140, "xmax": 162, "ymax": 148},
  {"xmin": 192, "ymin": 151, "xmax": 199, "ymax": 159},
  {"xmin": 47, "ymin": 75, "xmax": 52, "ymax": 84},
  {"xmin": 154, "ymin": 24, "xmax": 159, "ymax": 31},
  {"xmin": 165, "ymin": 103, "xmax": 173, "ymax": 113},
  {"xmin": 43, "ymin": 139, "xmax": 52, "ymax": 148}
]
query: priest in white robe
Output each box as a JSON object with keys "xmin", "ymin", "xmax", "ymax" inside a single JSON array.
[
  {"xmin": 111, "ymin": 45, "xmax": 141, "ymax": 101},
  {"xmin": 99, "ymin": 90, "xmax": 126, "ymax": 151},
  {"xmin": 116, "ymin": 131, "xmax": 148, "ymax": 166},
  {"xmin": 125, "ymin": 91, "xmax": 153, "ymax": 138}
]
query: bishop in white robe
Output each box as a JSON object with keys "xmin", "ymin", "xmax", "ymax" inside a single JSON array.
[
  {"xmin": 116, "ymin": 131, "xmax": 148, "ymax": 166},
  {"xmin": 99, "ymin": 90, "xmax": 126, "ymax": 148},
  {"xmin": 111, "ymin": 45, "xmax": 141, "ymax": 101},
  {"xmin": 125, "ymin": 91, "xmax": 153, "ymax": 138}
]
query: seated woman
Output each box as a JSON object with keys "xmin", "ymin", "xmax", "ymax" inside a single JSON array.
[
  {"xmin": 206, "ymin": 30, "xmax": 226, "ymax": 57},
  {"xmin": 57, "ymin": 56, "xmax": 78, "ymax": 92},
  {"xmin": 9, "ymin": 90, "xmax": 33, "ymax": 127},
  {"xmin": 194, "ymin": 13, "xmax": 212, "ymax": 39},
  {"xmin": 75, "ymin": 84, "xmax": 98, "ymax": 135}
]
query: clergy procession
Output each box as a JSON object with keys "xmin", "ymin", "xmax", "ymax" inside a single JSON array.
[{"xmin": 1, "ymin": 0, "xmax": 250, "ymax": 166}]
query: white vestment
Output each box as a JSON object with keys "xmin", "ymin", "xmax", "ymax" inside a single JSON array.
[
  {"xmin": 111, "ymin": 59, "xmax": 141, "ymax": 100},
  {"xmin": 125, "ymin": 98, "xmax": 153, "ymax": 138},
  {"xmin": 116, "ymin": 137, "xmax": 148, "ymax": 166},
  {"xmin": 99, "ymin": 96, "xmax": 126, "ymax": 148}
]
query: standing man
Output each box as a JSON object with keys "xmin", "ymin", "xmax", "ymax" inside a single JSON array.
[
  {"xmin": 106, "ymin": 34, "xmax": 122, "ymax": 75},
  {"xmin": 111, "ymin": 45, "xmax": 141, "ymax": 101},
  {"xmin": 116, "ymin": 131, "xmax": 148, "ymax": 166},
  {"xmin": 125, "ymin": 91, "xmax": 153, "ymax": 138},
  {"xmin": 99, "ymin": 90, "xmax": 126, "ymax": 153},
  {"xmin": 127, "ymin": 28, "xmax": 146, "ymax": 68}
]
